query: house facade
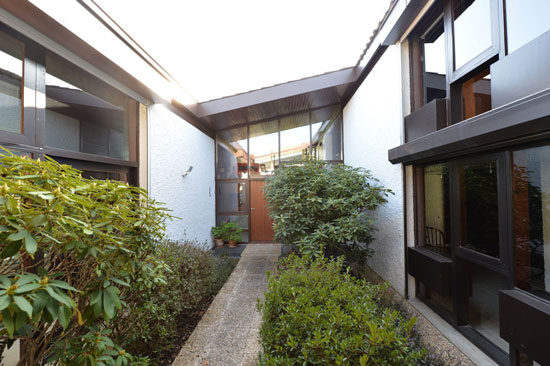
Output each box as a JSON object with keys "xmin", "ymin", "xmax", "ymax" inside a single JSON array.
[{"xmin": 0, "ymin": 0, "xmax": 549, "ymax": 365}]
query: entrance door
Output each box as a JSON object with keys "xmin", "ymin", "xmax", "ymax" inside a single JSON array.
[{"xmin": 250, "ymin": 180, "xmax": 274, "ymax": 241}]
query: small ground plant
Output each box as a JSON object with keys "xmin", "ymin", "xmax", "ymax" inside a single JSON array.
[
  {"xmin": 257, "ymin": 255, "xmax": 425, "ymax": 366},
  {"xmin": 263, "ymin": 158, "xmax": 391, "ymax": 264}
]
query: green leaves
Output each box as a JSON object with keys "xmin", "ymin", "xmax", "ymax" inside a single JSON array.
[
  {"xmin": 263, "ymin": 158, "xmax": 392, "ymax": 263},
  {"xmin": 13, "ymin": 296, "xmax": 33, "ymax": 318},
  {"xmin": 257, "ymin": 255, "xmax": 424, "ymax": 366},
  {"xmin": 0, "ymin": 148, "xmax": 172, "ymax": 363}
]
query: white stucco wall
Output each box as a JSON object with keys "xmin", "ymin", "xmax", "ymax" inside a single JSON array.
[
  {"xmin": 343, "ymin": 45, "xmax": 405, "ymax": 294},
  {"xmin": 149, "ymin": 104, "xmax": 215, "ymax": 249}
]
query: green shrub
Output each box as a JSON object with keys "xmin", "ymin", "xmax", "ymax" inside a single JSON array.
[
  {"xmin": 112, "ymin": 240, "xmax": 238, "ymax": 362},
  {"xmin": 263, "ymin": 158, "xmax": 392, "ymax": 263},
  {"xmin": 257, "ymin": 255, "xmax": 425, "ymax": 366},
  {"xmin": 0, "ymin": 149, "xmax": 170, "ymax": 365}
]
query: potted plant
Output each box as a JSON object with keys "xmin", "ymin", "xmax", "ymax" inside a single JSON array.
[
  {"xmin": 211, "ymin": 225, "xmax": 225, "ymax": 247},
  {"xmin": 222, "ymin": 222, "xmax": 242, "ymax": 248}
]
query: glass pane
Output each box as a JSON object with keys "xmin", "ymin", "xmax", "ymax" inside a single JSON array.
[
  {"xmin": 458, "ymin": 160, "xmax": 500, "ymax": 258},
  {"xmin": 467, "ymin": 263, "xmax": 509, "ymax": 352},
  {"xmin": 453, "ymin": 0, "xmax": 492, "ymax": 69},
  {"xmin": 218, "ymin": 182, "xmax": 246, "ymax": 212},
  {"xmin": 419, "ymin": 281, "xmax": 454, "ymax": 314},
  {"xmin": 423, "ymin": 17, "xmax": 447, "ymax": 103},
  {"xmin": 45, "ymin": 52, "xmax": 131, "ymax": 160},
  {"xmin": 0, "ymin": 30, "xmax": 23, "ymax": 134},
  {"xmin": 312, "ymin": 116, "xmax": 343, "ymax": 161},
  {"xmin": 424, "ymin": 164, "xmax": 451, "ymax": 256},
  {"xmin": 462, "ymin": 69, "xmax": 491, "ymax": 120},
  {"xmin": 506, "ymin": 0, "xmax": 550, "ymax": 53},
  {"xmin": 249, "ymin": 120, "xmax": 278, "ymax": 177},
  {"xmin": 216, "ymin": 215, "xmax": 249, "ymax": 230},
  {"xmin": 279, "ymin": 112, "xmax": 312, "ymax": 164},
  {"xmin": 512, "ymin": 146, "xmax": 550, "ymax": 301},
  {"xmin": 216, "ymin": 127, "xmax": 248, "ymax": 179}
]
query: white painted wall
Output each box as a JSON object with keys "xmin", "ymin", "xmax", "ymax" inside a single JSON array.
[
  {"xmin": 149, "ymin": 104, "xmax": 215, "ymax": 249},
  {"xmin": 343, "ymin": 45, "xmax": 405, "ymax": 294}
]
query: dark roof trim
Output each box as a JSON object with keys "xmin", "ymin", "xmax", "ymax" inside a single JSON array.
[
  {"xmin": 388, "ymin": 88, "xmax": 550, "ymax": 164},
  {"xmin": 190, "ymin": 67, "xmax": 361, "ymax": 118},
  {"xmin": 382, "ymin": 0, "xmax": 430, "ymax": 46}
]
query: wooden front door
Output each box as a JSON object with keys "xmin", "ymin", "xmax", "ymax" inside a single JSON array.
[{"xmin": 250, "ymin": 180, "xmax": 275, "ymax": 241}]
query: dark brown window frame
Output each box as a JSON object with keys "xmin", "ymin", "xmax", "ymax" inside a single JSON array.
[{"xmin": 0, "ymin": 22, "xmax": 140, "ymax": 184}]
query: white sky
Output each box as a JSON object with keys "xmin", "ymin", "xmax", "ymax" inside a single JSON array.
[{"xmin": 31, "ymin": 0, "xmax": 390, "ymax": 103}]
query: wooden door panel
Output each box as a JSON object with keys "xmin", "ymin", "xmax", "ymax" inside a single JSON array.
[{"xmin": 250, "ymin": 180, "xmax": 274, "ymax": 241}]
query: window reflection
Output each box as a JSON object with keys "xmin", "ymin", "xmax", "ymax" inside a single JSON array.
[
  {"xmin": 512, "ymin": 146, "xmax": 550, "ymax": 301},
  {"xmin": 218, "ymin": 182, "xmax": 246, "ymax": 213},
  {"xmin": 467, "ymin": 262, "xmax": 509, "ymax": 352},
  {"xmin": 462, "ymin": 69, "xmax": 491, "ymax": 120},
  {"xmin": 458, "ymin": 160, "xmax": 500, "ymax": 258},
  {"xmin": 506, "ymin": 0, "xmax": 550, "ymax": 54},
  {"xmin": 453, "ymin": 0, "xmax": 492, "ymax": 69},
  {"xmin": 422, "ymin": 17, "xmax": 447, "ymax": 103},
  {"xmin": 423, "ymin": 164, "xmax": 451, "ymax": 256},
  {"xmin": 312, "ymin": 116, "xmax": 342, "ymax": 161},
  {"xmin": 0, "ymin": 30, "xmax": 23, "ymax": 134},
  {"xmin": 45, "ymin": 52, "xmax": 131, "ymax": 160},
  {"xmin": 216, "ymin": 127, "xmax": 248, "ymax": 179},
  {"xmin": 280, "ymin": 113, "xmax": 312, "ymax": 165},
  {"xmin": 249, "ymin": 121, "xmax": 279, "ymax": 176}
]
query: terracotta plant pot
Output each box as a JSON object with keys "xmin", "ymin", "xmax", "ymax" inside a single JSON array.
[
  {"xmin": 214, "ymin": 238, "xmax": 224, "ymax": 247},
  {"xmin": 228, "ymin": 240, "xmax": 237, "ymax": 248}
]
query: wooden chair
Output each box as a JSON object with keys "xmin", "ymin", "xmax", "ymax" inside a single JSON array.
[{"xmin": 425, "ymin": 226, "xmax": 446, "ymax": 248}]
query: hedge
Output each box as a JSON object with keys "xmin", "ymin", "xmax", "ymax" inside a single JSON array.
[{"xmin": 258, "ymin": 255, "xmax": 425, "ymax": 365}]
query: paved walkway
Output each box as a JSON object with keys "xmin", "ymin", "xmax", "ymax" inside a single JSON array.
[{"xmin": 172, "ymin": 243, "xmax": 281, "ymax": 366}]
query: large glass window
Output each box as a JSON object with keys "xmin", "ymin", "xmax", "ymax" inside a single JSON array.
[
  {"xmin": 45, "ymin": 52, "xmax": 133, "ymax": 160},
  {"xmin": 453, "ymin": 0, "xmax": 493, "ymax": 69},
  {"xmin": 458, "ymin": 159, "xmax": 500, "ymax": 258},
  {"xmin": 312, "ymin": 116, "xmax": 342, "ymax": 161},
  {"xmin": 249, "ymin": 120, "xmax": 279, "ymax": 176},
  {"xmin": 0, "ymin": 30, "xmax": 23, "ymax": 134},
  {"xmin": 216, "ymin": 127, "xmax": 248, "ymax": 179},
  {"xmin": 512, "ymin": 146, "xmax": 550, "ymax": 301},
  {"xmin": 217, "ymin": 182, "xmax": 246, "ymax": 213},
  {"xmin": 422, "ymin": 17, "xmax": 447, "ymax": 103},
  {"xmin": 423, "ymin": 164, "xmax": 451, "ymax": 255},
  {"xmin": 506, "ymin": 0, "xmax": 550, "ymax": 54},
  {"xmin": 467, "ymin": 262, "xmax": 509, "ymax": 352},
  {"xmin": 279, "ymin": 113, "xmax": 312, "ymax": 165}
]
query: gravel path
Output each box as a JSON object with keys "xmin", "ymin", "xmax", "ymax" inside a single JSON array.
[{"xmin": 172, "ymin": 243, "xmax": 280, "ymax": 366}]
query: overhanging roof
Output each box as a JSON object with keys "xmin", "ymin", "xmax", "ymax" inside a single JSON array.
[{"xmin": 190, "ymin": 67, "xmax": 361, "ymax": 131}]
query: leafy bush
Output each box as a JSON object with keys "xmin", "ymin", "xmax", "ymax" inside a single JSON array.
[
  {"xmin": 263, "ymin": 158, "xmax": 391, "ymax": 263},
  {"xmin": 112, "ymin": 241, "xmax": 237, "ymax": 362},
  {"xmin": 0, "ymin": 150, "xmax": 170, "ymax": 365},
  {"xmin": 257, "ymin": 255, "xmax": 425, "ymax": 366}
]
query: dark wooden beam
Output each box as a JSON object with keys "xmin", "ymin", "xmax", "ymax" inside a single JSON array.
[{"xmin": 191, "ymin": 68, "xmax": 361, "ymax": 118}]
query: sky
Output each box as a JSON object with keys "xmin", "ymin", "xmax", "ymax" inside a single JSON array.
[{"xmin": 30, "ymin": 0, "xmax": 391, "ymax": 103}]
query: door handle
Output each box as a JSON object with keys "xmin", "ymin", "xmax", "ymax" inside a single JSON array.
[{"xmin": 251, "ymin": 208, "xmax": 255, "ymax": 211}]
